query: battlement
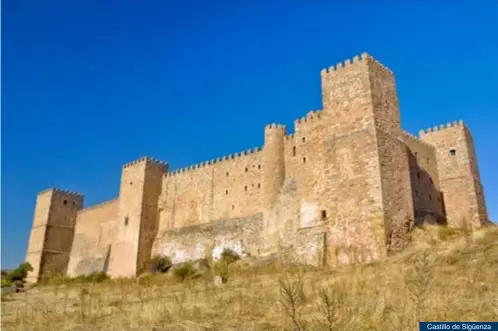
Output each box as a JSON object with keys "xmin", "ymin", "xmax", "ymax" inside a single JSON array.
[
  {"xmin": 320, "ymin": 52, "xmax": 393, "ymax": 78},
  {"xmin": 166, "ymin": 146, "xmax": 262, "ymax": 177},
  {"xmin": 401, "ymin": 131, "xmax": 435, "ymax": 150},
  {"xmin": 38, "ymin": 188, "xmax": 84, "ymax": 197},
  {"xmin": 294, "ymin": 110, "xmax": 323, "ymax": 131},
  {"xmin": 122, "ymin": 156, "xmax": 168, "ymax": 170},
  {"xmin": 418, "ymin": 120, "xmax": 467, "ymax": 137},
  {"xmin": 285, "ymin": 133, "xmax": 295, "ymax": 141},
  {"xmin": 265, "ymin": 123, "xmax": 287, "ymax": 133}
]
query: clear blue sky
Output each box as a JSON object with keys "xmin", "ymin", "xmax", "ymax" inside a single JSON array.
[{"xmin": 2, "ymin": 1, "xmax": 497, "ymax": 268}]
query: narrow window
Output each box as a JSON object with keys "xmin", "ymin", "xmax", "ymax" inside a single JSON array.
[
  {"xmin": 429, "ymin": 177, "xmax": 433, "ymax": 184},
  {"xmin": 232, "ymin": 205, "xmax": 235, "ymax": 210},
  {"xmin": 226, "ymin": 172, "xmax": 229, "ymax": 177},
  {"xmin": 417, "ymin": 172, "xmax": 421, "ymax": 179},
  {"xmin": 302, "ymin": 137, "xmax": 306, "ymax": 143},
  {"xmin": 124, "ymin": 217, "xmax": 129, "ymax": 226},
  {"xmin": 245, "ymin": 167, "xmax": 248, "ymax": 172},
  {"xmin": 429, "ymin": 194, "xmax": 432, "ymax": 201},
  {"xmin": 257, "ymin": 183, "xmax": 261, "ymax": 188},
  {"xmin": 129, "ymin": 181, "xmax": 133, "ymax": 185},
  {"xmin": 293, "ymin": 146, "xmax": 296, "ymax": 156},
  {"xmin": 225, "ymin": 190, "xmax": 228, "ymax": 195},
  {"xmin": 321, "ymin": 210, "xmax": 327, "ymax": 220},
  {"xmin": 72, "ymin": 201, "xmax": 76, "ymax": 206},
  {"xmin": 303, "ymin": 157, "xmax": 306, "ymax": 163},
  {"xmin": 258, "ymin": 164, "xmax": 261, "ymax": 170},
  {"xmin": 63, "ymin": 200, "xmax": 68, "ymax": 205},
  {"xmin": 450, "ymin": 149, "xmax": 456, "ymax": 156},
  {"xmin": 244, "ymin": 186, "xmax": 247, "ymax": 191}
]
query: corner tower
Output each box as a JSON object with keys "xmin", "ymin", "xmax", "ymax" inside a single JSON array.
[
  {"xmin": 320, "ymin": 53, "xmax": 414, "ymax": 256},
  {"xmin": 107, "ymin": 157, "xmax": 168, "ymax": 278},
  {"xmin": 419, "ymin": 121, "xmax": 488, "ymax": 228},
  {"xmin": 25, "ymin": 188, "xmax": 84, "ymax": 282},
  {"xmin": 262, "ymin": 123, "xmax": 286, "ymax": 210}
]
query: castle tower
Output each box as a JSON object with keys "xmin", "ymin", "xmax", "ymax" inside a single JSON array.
[
  {"xmin": 107, "ymin": 157, "xmax": 168, "ymax": 278},
  {"xmin": 419, "ymin": 122, "xmax": 488, "ymax": 228},
  {"xmin": 262, "ymin": 123, "xmax": 286, "ymax": 211},
  {"xmin": 25, "ymin": 188, "xmax": 84, "ymax": 282},
  {"xmin": 320, "ymin": 53, "xmax": 414, "ymax": 256}
]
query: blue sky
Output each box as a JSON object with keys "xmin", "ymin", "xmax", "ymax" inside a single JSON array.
[{"xmin": 2, "ymin": 1, "xmax": 497, "ymax": 268}]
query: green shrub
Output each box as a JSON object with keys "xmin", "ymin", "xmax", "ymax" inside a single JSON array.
[
  {"xmin": 1, "ymin": 279, "xmax": 13, "ymax": 288},
  {"xmin": 88, "ymin": 271, "xmax": 109, "ymax": 282},
  {"xmin": 172, "ymin": 262, "xmax": 197, "ymax": 281},
  {"xmin": 148, "ymin": 255, "xmax": 172, "ymax": 273},
  {"xmin": 6, "ymin": 262, "xmax": 33, "ymax": 283},
  {"xmin": 212, "ymin": 260, "xmax": 229, "ymax": 283},
  {"xmin": 209, "ymin": 249, "xmax": 241, "ymax": 284},
  {"xmin": 220, "ymin": 248, "xmax": 240, "ymax": 264}
]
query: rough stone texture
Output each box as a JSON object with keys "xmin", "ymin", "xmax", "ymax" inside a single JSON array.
[
  {"xmin": 25, "ymin": 53, "xmax": 490, "ymax": 281},
  {"xmin": 153, "ymin": 214, "xmax": 263, "ymax": 264},
  {"xmin": 420, "ymin": 123, "xmax": 489, "ymax": 228},
  {"xmin": 66, "ymin": 199, "xmax": 117, "ymax": 276},
  {"xmin": 25, "ymin": 189, "xmax": 83, "ymax": 282}
]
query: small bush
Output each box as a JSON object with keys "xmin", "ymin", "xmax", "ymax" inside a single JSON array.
[
  {"xmin": 172, "ymin": 262, "xmax": 197, "ymax": 281},
  {"xmin": 88, "ymin": 271, "xmax": 109, "ymax": 283},
  {"xmin": 148, "ymin": 255, "xmax": 172, "ymax": 273},
  {"xmin": 1, "ymin": 279, "xmax": 12, "ymax": 288},
  {"xmin": 42, "ymin": 271, "xmax": 109, "ymax": 285},
  {"xmin": 212, "ymin": 260, "xmax": 229, "ymax": 283},
  {"xmin": 5, "ymin": 262, "xmax": 33, "ymax": 283},
  {"xmin": 221, "ymin": 248, "xmax": 240, "ymax": 264}
]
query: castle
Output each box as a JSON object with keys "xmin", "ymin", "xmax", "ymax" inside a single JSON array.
[{"xmin": 25, "ymin": 53, "xmax": 490, "ymax": 282}]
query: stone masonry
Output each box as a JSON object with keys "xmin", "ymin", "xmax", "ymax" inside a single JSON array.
[{"xmin": 24, "ymin": 53, "xmax": 490, "ymax": 282}]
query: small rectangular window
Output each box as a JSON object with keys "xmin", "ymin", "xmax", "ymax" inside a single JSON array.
[
  {"xmin": 321, "ymin": 210, "xmax": 327, "ymax": 220},
  {"xmin": 450, "ymin": 149, "xmax": 456, "ymax": 156}
]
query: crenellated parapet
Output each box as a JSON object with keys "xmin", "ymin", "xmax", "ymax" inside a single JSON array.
[
  {"xmin": 123, "ymin": 156, "xmax": 168, "ymax": 171},
  {"xmin": 401, "ymin": 131, "xmax": 435, "ymax": 150},
  {"xmin": 418, "ymin": 120, "xmax": 467, "ymax": 137},
  {"xmin": 294, "ymin": 110, "xmax": 323, "ymax": 132},
  {"xmin": 165, "ymin": 147, "xmax": 263, "ymax": 177},
  {"xmin": 38, "ymin": 187, "xmax": 84, "ymax": 197},
  {"xmin": 320, "ymin": 52, "xmax": 394, "ymax": 78},
  {"xmin": 265, "ymin": 123, "xmax": 287, "ymax": 133}
]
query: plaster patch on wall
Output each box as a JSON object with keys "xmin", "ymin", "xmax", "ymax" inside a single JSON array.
[
  {"xmin": 162, "ymin": 244, "xmax": 207, "ymax": 264},
  {"xmin": 153, "ymin": 214, "xmax": 264, "ymax": 265},
  {"xmin": 300, "ymin": 200, "xmax": 318, "ymax": 228},
  {"xmin": 212, "ymin": 240, "xmax": 243, "ymax": 260}
]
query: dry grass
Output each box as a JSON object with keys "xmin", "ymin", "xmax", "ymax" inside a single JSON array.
[{"xmin": 2, "ymin": 226, "xmax": 497, "ymax": 331}]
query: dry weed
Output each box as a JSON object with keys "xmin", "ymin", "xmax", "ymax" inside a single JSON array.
[{"xmin": 1, "ymin": 227, "xmax": 497, "ymax": 331}]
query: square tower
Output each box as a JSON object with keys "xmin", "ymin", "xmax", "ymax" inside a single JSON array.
[
  {"xmin": 107, "ymin": 157, "xmax": 168, "ymax": 278},
  {"xmin": 419, "ymin": 122, "xmax": 489, "ymax": 228},
  {"xmin": 25, "ymin": 188, "xmax": 84, "ymax": 282},
  {"xmin": 320, "ymin": 53, "xmax": 414, "ymax": 256}
]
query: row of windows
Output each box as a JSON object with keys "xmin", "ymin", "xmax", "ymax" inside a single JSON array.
[{"xmin": 225, "ymin": 183, "xmax": 261, "ymax": 195}]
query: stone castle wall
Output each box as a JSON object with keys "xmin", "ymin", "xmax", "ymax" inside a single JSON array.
[
  {"xmin": 24, "ymin": 53, "xmax": 490, "ymax": 281},
  {"xmin": 66, "ymin": 199, "xmax": 118, "ymax": 276}
]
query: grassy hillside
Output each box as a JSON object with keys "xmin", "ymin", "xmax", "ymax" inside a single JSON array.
[{"xmin": 2, "ymin": 226, "xmax": 497, "ymax": 331}]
